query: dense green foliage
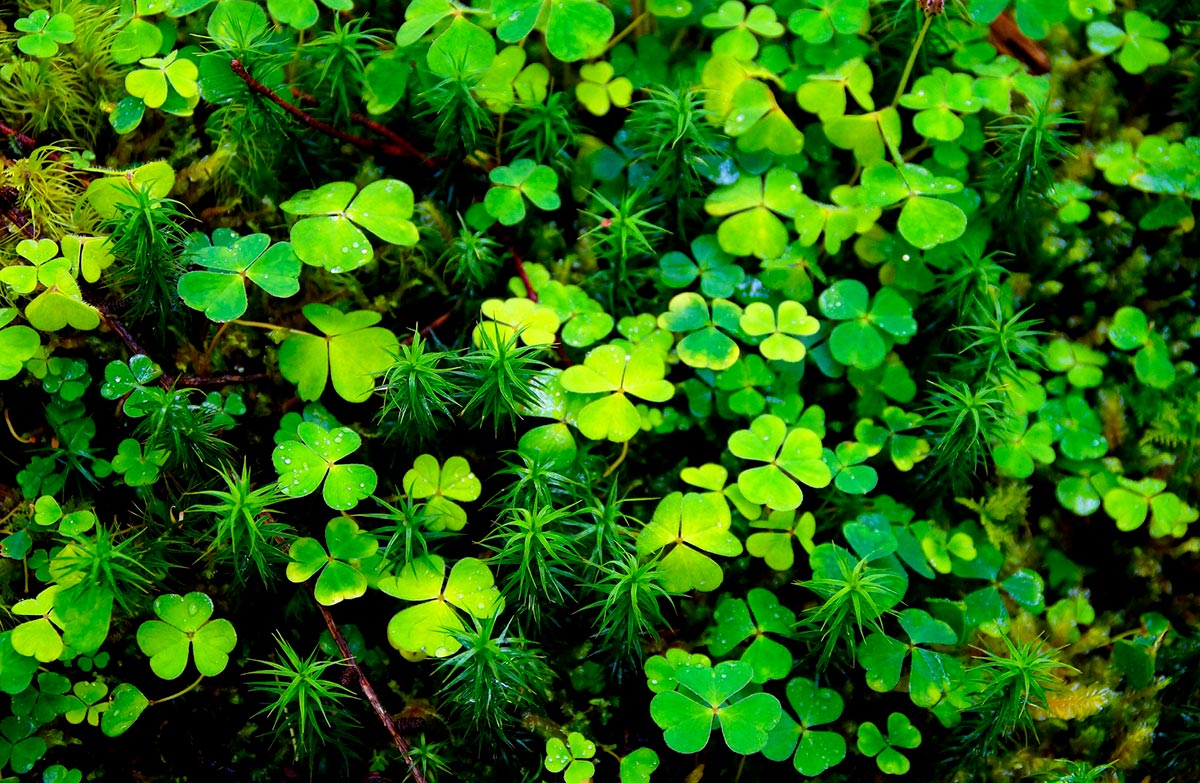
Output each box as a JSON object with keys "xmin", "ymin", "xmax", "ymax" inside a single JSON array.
[{"xmin": 0, "ymin": 0, "xmax": 1198, "ymax": 781}]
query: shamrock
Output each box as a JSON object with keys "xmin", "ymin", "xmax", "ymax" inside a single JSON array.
[
  {"xmin": 762, "ymin": 678, "xmax": 847, "ymax": 775},
  {"xmin": 286, "ymin": 518, "xmax": 380, "ymax": 605},
  {"xmin": 14, "ymin": 9, "xmax": 76, "ymax": 58},
  {"xmin": 658, "ymin": 292, "xmax": 743, "ymax": 370},
  {"xmin": 728, "ymin": 414, "xmax": 831, "ymax": 511},
  {"xmin": 856, "ymin": 712, "xmax": 922, "ymax": 774},
  {"xmin": 1102, "ymin": 477, "xmax": 1198, "ymax": 538},
  {"xmin": 136, "ymin": 593, "xmax": 237, "ymax": 680},
  {"xmin": 859, "ymin": 162, "xmax": 967, "ymax": 249},
  {"xmin": 381, "ymin": 556, "xmax": 503, "ymax": 658},
  {"xmin": 545, "ymin": 732, "xmax": 596, "ymax": 783},
  {"xmin": 707, "ymin": 588, "xmax": 796, "ymax": 682},
  {"xmin": 280, "ymin": 179, "xmax": 419, "ymax": 272},
  {"xmin": 474, "ymin": 296, "xmax": 561, "ymax": 347},
  {"xmin": 272, "ymin": 422, "xmax": 378, "ymax": 510},
  {"xmin": 650, "ymin": 659, "xmax": 782, "ymax": 754},
  {"xmin": 278, "ymin": 304, "xmax": 399, "ymax": 403},
  {"xmin": 178, "ymin": 232, "xmax": 302, "ymax": 322},
  {"xmin": 484, "ymin": 159, "xmax": 562, "ymax": 225},
  {"xmin": 823, "ymin": 441, "xmax": 878, "ymax": 494},
  {"xmin": 125, "ymin": 51, "xmax": 199, "ymax": 110},
  {"xmin": 576, "ymin": 62, "xmax": 633, "ymax": 115},
  {"xmin": 740, "ymin": 301, "xmax": 819, "ymax": 363},
  {"xmin": 658, "ymin": 234, "xmax": 746, "ymax": 298},
  {"xmin": 818, "ymin": 279, "xmax": 916, "ymax": 370},
  {"xmin": 705, "ymin": 168, "xmax": 806, "ymax": 259},
  {"xmin": 859, "ymin": 609, "xmax": 963, "ymax": 707},
  {"xmin": 1107, "ymin": 306, "xmax": 1176, "ymax": 389},
  {"xmin": 747, "ymin": 509, "xmax": 816, "ymax": 571},
  {"xmin": 403, "ymin": 454, "xmax": 482, "ymax": 532},
  {"xmin": 560, "ymin": 344, "xmax": 675, "ymax": 442},
  {"xmin": 637, "ymin": 491, "xmax": 743, "ymax": 592},
  {"xmin": 1087, "ymin": 11, "xmax": 1171, "ymax": 75},
  {"xmin": 0, "ymin": 308, "xmax": 40, "ymax": 381}
]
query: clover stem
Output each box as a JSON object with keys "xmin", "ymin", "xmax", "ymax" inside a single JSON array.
[
  {"xmin": 150, "ymin": 673, "xmax": 205, "ymax": 706},
  {"xmin": 891, "ymin": 15, "xmax": 934, "ymax": 109},
  {"xmin": 511, "ymin": 250, "xmax": 538, "ymax": 302},
  {"xmin": 603, "ymin": 12, "xmax": 650, "ymax": 54},
  {"xmin": 200, "ymin": 321, "xmax": 233, "ymax": 376},
  {"xmin": 603, "ymin": 439, "xmax": 630, "ymax": 478},
  {"xmin": 4, "ymin": 407, "xmax": 35, "ymax": 444},
  {"xmin": 230, "ymin": 319, "xmax": 312, "ymax": 337}
]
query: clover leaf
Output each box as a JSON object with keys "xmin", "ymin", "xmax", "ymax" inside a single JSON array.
[
  {"xmin": 11, "ymin": 586, "xmax": 66, "ymax": 663},
  {"xmin": 787, "ymin": 0, "xmax": 868, "ymax": 44},
  {"xmin": 703, "ymin": 1, "xmax": 784, "ymax": 60},
  {"xmin": 1045, "ymin": 339, "xmax": 1108, "ymax": 388},
  {"xmin": 280, "ymin": 179, "xmax": 419, "ymax": 272},
  {"xmin": 100, "ymin": 354, "xmax": 162, "ymax": 415},
  {"xmin": 708, "ymin": 588, "xmax": 796, "ymax": 683},
  {"xmin": 1106, "ymin": 306, "xmax": 1175, "ymax": 388},
  {"xmin": 1087, "ymin": 11, "xmax": 1171, "ymax": 75},
  {"xmin": 761, "ymin": 677, "xmax": 846, "ymax": 775},
  {"xmin": 101, "ymin": 683, "xmax": 148, "ymax": 738},
  {"xmin": 136, "ymin": 592, "xmax": 237, "ymax": 680},
  {"xmin": 126, "ymin": 51, "xmax": 199, "ymax": 110},
  {"xmin": 680, "ymin": 462, "xmax": 762, "ymax": 520},
  {"xmin": 797, "ymin": 58, "xmax": 874, "ymax": 122},
  {"xmin": 823, "ymin": 441, "xmax": 878, "ymax": 494},
  {"xmin": 15, "ymin": 9, "xmax": 76, "ymax": 58},
  {"xmin": 273, "ymin": 421, "xmax": 378, "ymax": 510},
  {"xmin": 860, "ymin": 162, "xmax": 967, "ymax": 249},
  {"xmin": 1040, "ymin": 393, "xmax": 1108, "ymax": 461},
  {"xmin": 637, "ymin": 491, "xmax": 742, "ymax": 592},
  {"xmin": 705, "ymin": 168, "xmax": 806, "ymax": 259},
  {"xmin": 0, "ymin": 715, "xmax": 48, "ymax": 773},
  {"xmin": 818, "ymin": 280, "xmax": 916, "ymax": 370},
  {"xmin": 718, "ymin": 74, "xmax": 805, "ymax": 156},
  {"xmin": 854, "ymin": 406, "xmax": 930, "ymax": 471},
  {"xmin": 859, "ymin": 609, "xmax": 962, "ymax": 707},
  {"xmin": 898, "ymin": 68, "xmax": 980, "ymax": 141},
  {"xmin": 576, "ymin": 61, "xmax": 633, "ymax": 115},
  {"xmin": 560, "ymin": 344, "xmax": 675, "ymax": 442},
  {"xmin": 545, "ymin": 732, "xmax": 596, "ymax": 783},
  {"xmin": 993, "ymin": 415, "xmax": 1056, "ymax": 479},
  {"xmin": 178, "ymin": 233, "xmax": 301, "ymax": 322},
  {"xmin": 490, "ymin": 0, "xmax": 614, "ymax": 62},
  {"xmin": 111, "ymin": 438, "xmax": 169, "ymax": 487},
  {"xmin": 650, "ymin": 659, "xmax": 782, "ymax": 754},
  {"xmin": 403, "ymin": 454, "xmax": 482, "ymax": 532},
  {"xmin": 747, "ymin": 509, "xmax": 816, "ymax": 571},
  {"xmin": 619, "ymin": 748, "xmax": 660, "ymax": 783},
  {"xmin": 1103, "ymin": 477, "xmax": 1198, "ymax": 538},
  {"xmin": 538, "ymin": 282, "xmax": 615, "ymax": 347},
  {"xmin": 824, "ymin": 108, "xmax": 902, "ymax": 166},
  {"xmin": 381, "ymin": 556, "xmax": 503, "ymax": 658},
  {"xmin": 952, "ymin": 546, "xmax": 1045, "ymax": 633},
  {"xmin": 0, "ymin": 239, "xmax": 101, "ymax": 333},
  {"xmin": 474, "ymin": 296, "xmax": 561, "ymax": 347},
  {"xmin": 729, "ymin": 414, "xmax": 830, "ymax": 511},
  {"xmin": 716, "ymin": 354, "xmax": 776, "ymax": 417},
  {"xmin": 857, "ymin": 712, "xmax": 922, "ymax": 774},
  {"xmin": 0, "ymin": 309, "xmax": 40, "ymax": 381},
  {"xmin": 278, "ymin": 304, "xmax": 399, "ymax": 403},
  {"xmin": 286, "ymin": 517, "xmax": 380, "ymax": 605},
  {"xmin": 484, "ymin": 159, "xmax": 562, "ymax": 225},
  {"xmin": 658, "ymin": 292, "xmax": 743, "ymax": 370},
  {"xmin": 658, "ymin": 234, "xmax": 745, "ymax": 298},
  {"xmin": 645, "ymin": 647, "xmax": 713, "ymax": 694},
  {"xmin": 740, "ymin": 301, "xmax": 819, "ymax": 363}
]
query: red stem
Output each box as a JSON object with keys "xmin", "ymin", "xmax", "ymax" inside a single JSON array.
[{"xmin": 511, "ymin": 250, "xmax": 538, "ymax": 302}]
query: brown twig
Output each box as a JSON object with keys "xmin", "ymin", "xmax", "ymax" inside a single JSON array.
[
  {"xmin": 350, "ymin": 113, "xmax": 431, "ymax": 165},
  {"xmin": 177, "ymin": 372, "xmax": 270, "ymax": 388},
  {"xmin": 511, "ymin": 250, "xmax": 538, "ymax": 302},
  {"xmin": 0, "ymin": 120, "xmax": 38, "ymax": 151},
  {"xmin": 313, "ymin": 596, "xmax": 428, "ymax": 783},
  {"xmin": 229, "ymin": 60, "xmax": 430, "ymax": 165},
  {"xmin": 399, "ymin": 307, "xmax": 456, "ymax": 346}
]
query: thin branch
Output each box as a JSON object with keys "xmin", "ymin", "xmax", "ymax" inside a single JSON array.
[
  {"xmin": 313, "ymin": 595, "xmax": 428, "ymax": 783},
  {"xmin": 230, "ymin": 60, "xmax": 430, "ymax": 165},
  {"xmin": 351, "ymin": 112, "xmax": 432, "ymax": 165},
  {"xmin": 177, "ymin": 372, "xmax": 270, "ymax": 388},
  {"xmin": 399, "ymin": 307, "xmax": 456, "ymax": 346},
  {"xmin": 0, "ymin": 119, "xmax": 38, "ymax": 150},
  {"xmin": 511, "ymin": 250, "xmax": 538, "ymax": 302}
]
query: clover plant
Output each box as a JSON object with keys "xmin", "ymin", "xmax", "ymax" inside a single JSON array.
[{"xmin": 136, "ymin": 592, "xmax": 237, "ymax": 680}]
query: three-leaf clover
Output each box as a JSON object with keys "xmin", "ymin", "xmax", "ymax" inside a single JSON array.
[
  {"xmin": 110, "ymin": 438, "xmax": 169, "ymax": 486},
  {"xmin": 860, "ymin": 162, "xmax": 967, "ymax": 249},
  {"xmin": 272, "ymin": 421, "xmax": 378, "ymax": 510},
  {"xmin": 708, "ymin": 588, "xmax": 796, "ymax": 683},
  {"xmin": 818, "ymin": 280, "xmax": 916, "ymax": 370},
  {"xmin": 1102, "ymin": 477, "xmax": 1198, "ymax": 538},
  {"xmin": 1107, "ymin": 306, "xmax": 1176, "ymax": 388},
  {"xmin": 650, "ymin": 659, "xmax": 782, "ymax": 754},
  {"xmin": 637, "ymin": 491, "xmax": 743, "ymax": 592},
  {"xmin": 787, "ymin": 0, "xmax": 868, "ymax": 43},
  {"xmin": 484, "ymin": 159, "xmax": 562, "ymax": 225},
  {"xmin": 538, "ymin": 282, "xmax": 615, "ymax": 347},
  {"xmin": 823, "ymin": 441, "xmax": 878, "ymax": 494},
  {"xmin": 858, "ymin": 609, "xmax": 962, "ymax": 707},
  {"xmin": 1087, "ymin": 11, "xmax": 1171, "ymax": 74},
  {"xmin": 474, "ymin": 296, "xmax": 561, "ymax": 347},
  {"xmin": 576, "ymin": 61, "xmax": 633, "ymax": 115},
  {"xmin": 0, "ymin": 308, "xmax": 40, "ymax": 381},
  {"xmin": 560, "ymin": 344, "xmax": 675, "ymax": 442},
  {"xmin": 381, "ymin": 556, "xmax": 504, "ymax": 657},
  {"xmin": 740, "ymin": 301, "xmax": 819, "ymax": 363},
  {"xmin": 898, "ymin": 68, "xmax": 980, "ymax": 141},
  {"xmin": 545, "ymin": 732, "xmax": 597, "ymax": 783},
  {"xmin": 658, "ymin": 234, "xmax": 745, "ymax": 298},
  {"xmin": 857, "ymin": 712, "xmax": 922, "ymax": 774},
  {"xmin": 280, "ymin": 179, "xmax": 419, "ymax": 272},
  {"xmin": 125, "ymin": 51, "xmax": 199, "ymax": 110},
  {"xmin": 14, "ymin": 10, "xmax": 76, "ymax": 58},
  {"xmin": 762, "ymin": 678, "xmax": 847, "ymax": 775},
  {"xmin": 705, "ymin": 168, "xmax": 806, "ymax": 259},
  {"xmin": 11, "ymin": 586, "xmax": 67, "ymax": 662},
  {"xmin": 278, "ymin": 304, "xmax": 399, "ymax": 403},
  {"xmin": 136, "ymin": 593, "xmax": 237, "ymax": 680},
  {"xmin": 728, "ymin": 414, "xmax": 830, "ymax": 511},
  {"xmin": 747, "ymin": 509, "xmax": 816, "ymax": 571},
  {"xmin": 658, "ymin": 292, "xmax": 743, "ymax": 370},
  {"xmin": 178, "ymin": 232, "xmax": 301, "ymax": 322},
  {"xmin": 0, "ymin": 239, "xmax": 101, "ymax": 333},
  {"xmin": 286, "ymin": 518, "xmax": 380, "ymax": 605},
  {"xmin": 403, "ymin": 454, "xmax": 482, "ymax": 532},
  {"xmin": 854, "ymin": 406, "xmax": 930, "ymax": 471},
  {"xmin": 796, "ymin": 58, "xmax": 874, "ymax": 122},
  {"xmin": 490, "ymin": 0, "xmax": 615, "ymax": 63}
]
